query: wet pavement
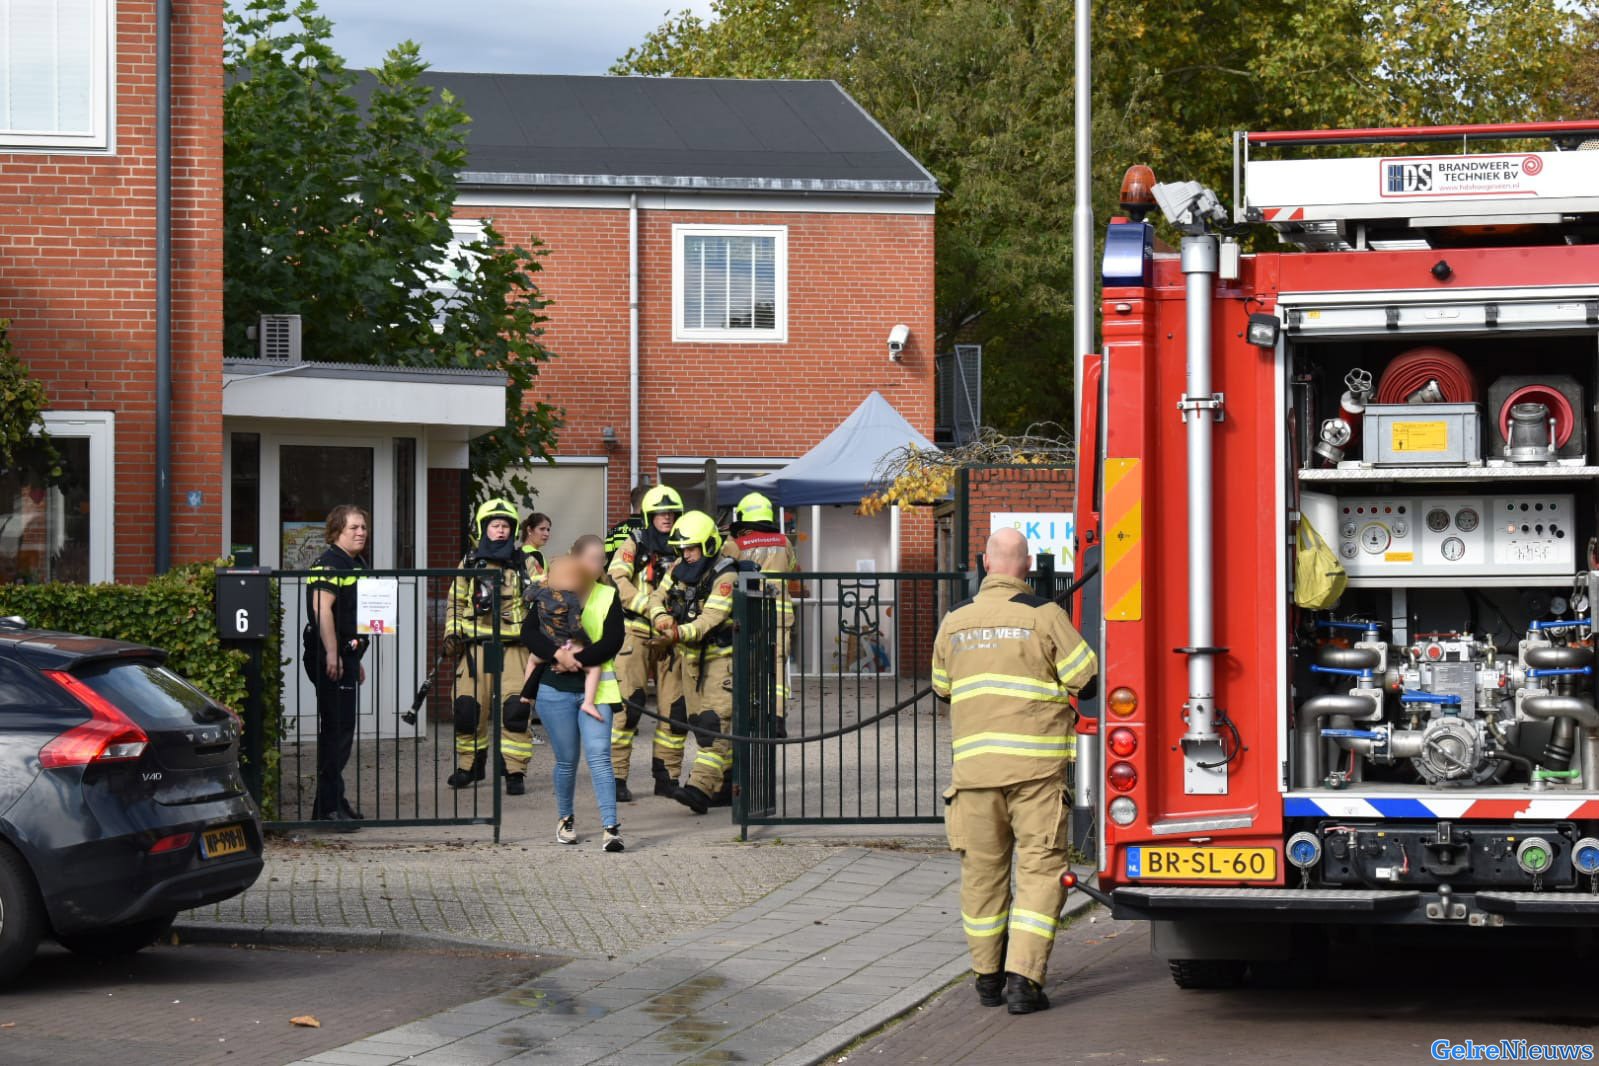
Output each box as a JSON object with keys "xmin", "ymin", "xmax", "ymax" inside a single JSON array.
[
  {"xmin": 851, "ymin": 909, "xmax": 1599, "ymax": 1065},
  {"xmin": 287, "ymin": 850, "xmax": 1098, "ymax": 1066}
]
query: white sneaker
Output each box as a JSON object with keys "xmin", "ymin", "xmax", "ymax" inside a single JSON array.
[
  {"xmin": 603, "ymin": 825, "xmax": 624, "ymax": 853},
  {"xmin": 556, "ymin": 816, "xmax": 577, "ymax": 845}
]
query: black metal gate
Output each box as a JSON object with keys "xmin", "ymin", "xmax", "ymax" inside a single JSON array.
[
  {"xmin": 731, "ymin": 570, "xmax": 966, "ymax": 837},
  {"xmin": 240, "ymin": 568, "xmax": 508, "ymax": 839}
]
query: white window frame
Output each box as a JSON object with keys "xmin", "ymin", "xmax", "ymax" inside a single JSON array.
[
  {"xmin": 0, "ymin": 0, "xmax": 117, "ymax": 153},
  {"xmin": 36, "ymin": 411, "xmax": 115, "ymax": 582},
  {"xmin": 671, "ymin": 223, "xmax": 788, "ymax": 344}
]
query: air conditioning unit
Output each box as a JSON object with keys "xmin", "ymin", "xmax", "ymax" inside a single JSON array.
[
  {"xmin": 935, "ymin": 344, "xmax": 982, "ymax": 447},
  {"xmin": 258, "ymin": 314, "xmax": 302, "ymax": 363}
]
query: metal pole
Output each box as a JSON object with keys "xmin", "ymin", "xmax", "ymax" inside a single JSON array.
[
  {"xmin": 1072, "ymin": 0, "xmax": 1093, "ymax": 435},
  {"xmin": 1179, "ymin": 234, "xmax": 1226, "ymax": 794},
  {"xmin": 155, "ymin": 0, "xmax": 173, "ymax": 572},
  {"xmin": 629, "ymin": 194, "xmax": 641, "ymax": 497}
]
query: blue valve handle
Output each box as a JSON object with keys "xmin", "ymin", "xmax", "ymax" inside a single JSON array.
[
  {"xmin": 1527, "ymin": 666, "xmax": 1594, "ymax": 678},
  {"xmin": 1321, "ymin": 728, "xmax": 1384, "ymax": 740},
  {"xmin": 1317, "ymin": 620, "xmax": 1382, "ymax": 633},
  {"xmin": 1310, "ymin": 663, "xmax": 1374, "ymax": 680},
  {"xmin": 1530, "ymin": 619, "xmax": 1591, "ymax": 631},
  {"xmin": 1400, "ymin": 690, "xmax": 1463, "ymax": 705}
]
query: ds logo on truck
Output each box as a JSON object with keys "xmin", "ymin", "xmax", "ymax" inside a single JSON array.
[{"xmin": 1387, "ymin": 162, "xmax": 1432, "ymax": 193}]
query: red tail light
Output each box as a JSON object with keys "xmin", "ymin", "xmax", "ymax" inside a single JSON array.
[
  {"xmin": 1108, "ymin": 727, "xmax": 1138, "ymax": 757},
  {"xmin": 1107, "ymin": 761, "xmax": 1138, "ymax": 792},
  {"xmin": 41, "ymin": 671, "xmax": 150, "ymax": 769},
  {"xmin": 148, "ymin": 833, "xmax": 193, "ymax": 855}
]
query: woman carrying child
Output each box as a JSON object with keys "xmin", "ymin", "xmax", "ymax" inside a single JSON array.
[{"xmin": 521, "ymin": 535, "xmax": 627, "ymax": 851}]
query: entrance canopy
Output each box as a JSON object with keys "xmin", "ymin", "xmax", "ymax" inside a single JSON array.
[{"xmin": 719, "ymin": 391, "xmax": 935, "ymax": 507}]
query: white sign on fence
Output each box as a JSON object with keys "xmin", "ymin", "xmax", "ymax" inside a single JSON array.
[
  {"xmin": 990, "ymin": 512, "xmax": 1074, "ymax": 568},
  {"xmin": 356, "ymin": 577, "xmax": 400, "ymax": 636}
]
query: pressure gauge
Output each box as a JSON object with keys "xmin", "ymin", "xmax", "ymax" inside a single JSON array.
[
  {"xmin": 1426, "ymin": 508, "xmax": 1451, "ymax": 533},
  {"xmin": 1341, "ymin": 522, "xmax": 1358, "ymax": 540},
  {"xmin": 1340, "ymin": 541, "xmax": 1358, "ymax": 560},
  {"xmin": 1360, "ymin": 523, "xmax": 1391, "ymax": 554},
  {"xmin": 1455, "ymin": 507, "xmax": 1479, "ymax": 533},
  {"xmin": 1551, "ymin": 595, "xmax": 1571, "ymax": 617},
  {"xmin": 1441, "ymin": 536, "xmax": 1466, "ymax": 562}
]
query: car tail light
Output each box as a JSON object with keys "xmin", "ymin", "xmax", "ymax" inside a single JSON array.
[
  {"xmin": 1108, "ymin": 727, "xmax": 1138, "ymax": 757},
  {"xmin": 1109, "ymin": 687, "xmax": 1137, "ymax": 718},
  {"xmin": 1107, "ymin": 761, "xmax": 1138, "ymax": 792},
  {"xmin": 149, "ymin": 833, "xmax": 194, "ymax": 855},
  {"xmin": 40, "ymin": 671, "xmax": 150, "ymax": 769}
]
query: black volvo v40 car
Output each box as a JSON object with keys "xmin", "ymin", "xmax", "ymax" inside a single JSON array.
[{"xmin": 0, "ymin": 620, "xmax": 263, "ymax": 979}]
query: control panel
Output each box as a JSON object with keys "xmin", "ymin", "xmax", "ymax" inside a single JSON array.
[{"xmin": 1301, "ymin": 492, "xmax": 1575, "ymax": 579}]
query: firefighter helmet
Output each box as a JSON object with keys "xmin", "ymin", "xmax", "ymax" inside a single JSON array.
[
  {"xmin": 669, "ymin": 510, "xmax": 722, "ymax": 558},
  {"xmin": 474, "ymin": 497, "xmax": 520, "ymax": 543},
  {"xmin": 641, "ymin": 485, "xmax": 685, "ymax": 521},
  {"xmin": 733, "ymin": 492, "xmax": 776, "ymax": 527}
]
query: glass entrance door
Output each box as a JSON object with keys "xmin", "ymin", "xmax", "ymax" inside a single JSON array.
[{"xmin": 278, "ymin": 444, "xmax": 374, "ymax": 569}]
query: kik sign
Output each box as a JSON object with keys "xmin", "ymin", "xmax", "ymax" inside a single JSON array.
[{"xmin": 990, "ymin": 512, "xmax": 1074, "ymax": 567}]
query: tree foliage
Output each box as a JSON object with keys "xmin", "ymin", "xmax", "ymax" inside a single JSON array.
[
  {"xmin": 0, "ymin": 320, "xmax": 58, "ymax": 480},
  {"xmin": 224, "ymin": 0, "xmax": 559, "ymax": 501},
  {"xmin": 618, "ymin": 0, "xmax": 1594, "ymax": 430}
]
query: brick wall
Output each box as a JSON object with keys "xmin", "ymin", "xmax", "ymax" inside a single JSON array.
[
  {"xmin": 461, "ymin": 202, "xmax": 937, "ymax": 569},
  {"xmin": 964, "ymin": 465, "xmax": 1077, "ymax": 572},
  {"xmin": 0, "ymin": 0, "xmax": 224, "ymax": 578}
]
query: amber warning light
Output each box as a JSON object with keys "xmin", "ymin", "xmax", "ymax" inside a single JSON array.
[{"xmin": 1120, "ymin": 165, "xmax": 1157, "ymax": 221}]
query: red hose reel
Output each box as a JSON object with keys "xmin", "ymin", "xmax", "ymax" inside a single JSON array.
[
  {"xmin": 1498, "ymin": 384, "xmax": 1576, "ymax": 449},
  {"xmin": 1375, "ymin": 347, "xmax": 1479, "ymax": 405}
]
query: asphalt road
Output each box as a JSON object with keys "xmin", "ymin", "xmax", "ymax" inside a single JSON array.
[
  {"xmin": 852, "ymin": 908, "xmax": 1599, "ymax": 1065},
  {"xmin": 0, "ymin": 939, "xmax": 554, "ymax": 1066}
]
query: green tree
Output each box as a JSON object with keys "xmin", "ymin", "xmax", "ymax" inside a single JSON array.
[
  {"xmin": 619, "ymin": 0, "xmax": 1593, "ymax": 430},
  {"xmin": 0, "ymin": 320, "xmax": 58, "ymax": 480},
  {"xmin": 225, "ymin": 0, "xmax": 559, "ymax": 500}
]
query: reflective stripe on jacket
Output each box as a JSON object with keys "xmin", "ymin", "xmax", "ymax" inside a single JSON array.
[
  {"xmin": 649, "ymin": 559, "xmax": 737, "ymax": 659},
  {"xmin": 608, "ymin": 530, "xmax": 668, "ymax": 636},
  {"xmin": 580, "ymin": 583, "xmax": 622, "ymax": 705},
  {"xmin": 725, "ymin": 531, "xmax": 798, "ymax": 623},
  {"xmin": 445, "ymin": 557, "xmax": 529, "ymax": 641},
  {"xmin": 932, "ymin": 573, "xmax": 1097, "ymax": 789}
]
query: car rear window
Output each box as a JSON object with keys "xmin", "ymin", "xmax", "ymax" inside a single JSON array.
[
  {"xmin": 76, "ymin": 661, "xmax": 218, "ymax": 722},
  {"xmin": 0, "ymin": 659, "xmax": 74, "ymax": 711}
]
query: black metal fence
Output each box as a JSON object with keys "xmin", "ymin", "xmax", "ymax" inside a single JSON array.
[
  {"xmin": 241, "ymin": 568, "xmax": 506, "ymax": 839},
  {"xmin": 731, "ymin": 571, "xmax": 966, "ymax": 837}
]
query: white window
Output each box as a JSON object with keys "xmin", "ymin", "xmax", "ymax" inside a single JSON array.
[
  {"xmin": 0, "ymin": 0, "xmax": 115, "ymax": 151},
  {"xmin": 426, "ymin": 218, "xmax": 486, "ymax": 330},
  {"xmin": 672, "ymin": 224, "xmax": 787, "ymax": 343},
  {"xmin": 0, "ymin": 411, "xmax": 114, "ymax": 584}
]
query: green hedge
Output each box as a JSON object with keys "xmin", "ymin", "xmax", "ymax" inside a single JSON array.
[{"xmin": 0, "ymin": 562, "xmax": 283, "ymax": 813}]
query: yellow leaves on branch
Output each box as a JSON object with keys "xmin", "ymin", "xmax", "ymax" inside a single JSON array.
[{"xmin": 862, "ymin": 424, "xmax": 1076, "ymax": 515}]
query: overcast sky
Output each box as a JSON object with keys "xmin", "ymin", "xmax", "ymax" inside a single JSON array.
[{"xmin": 249, "ymin": 1, "xmax": 720, "ymax": 75}]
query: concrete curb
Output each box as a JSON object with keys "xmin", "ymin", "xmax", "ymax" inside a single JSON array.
[
  {"xmin": 776, "ymin": 878, "xmax": 1103, "ymax": 1066},
  {"xmin": 172, "ymin": 920, "xmax": 580, "ymax": 959}
]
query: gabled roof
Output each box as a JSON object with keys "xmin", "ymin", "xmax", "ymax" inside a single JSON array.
[{"xmin": 355, "ymin": 73, "xmax": 938, "ymax": 197}]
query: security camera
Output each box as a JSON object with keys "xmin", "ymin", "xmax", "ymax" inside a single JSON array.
[{"xmin": 887, "ymin": 323, "xmax": 910, "ymax": 361}]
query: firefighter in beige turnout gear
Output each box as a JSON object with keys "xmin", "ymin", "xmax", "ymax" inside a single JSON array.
[
  {"xmin": 932, "ymin": 527, "xmax": 1097, "ymax": 1015},
  {"xmin": 445, "ymin": 499, "xmax": 535, "ymax": 793},
  {"xmin": 723, "ymin": 492, "xmax": 799, "ymax": 735},
  {"xmin": 608, "ymin": 485, "xmax": 685, "ymax": 801},
  {"xmin": 650, "ymin": 510, "xmax": 740, "ymax": 815}
]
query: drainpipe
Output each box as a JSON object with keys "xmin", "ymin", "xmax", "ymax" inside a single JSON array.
[
  {"xmin": 154, "ymin": 0, "xmax": 173, "ymax": 572},
  {"xmin": 629, "ymin": 193, "xmax": 641, "ymax": 496}
]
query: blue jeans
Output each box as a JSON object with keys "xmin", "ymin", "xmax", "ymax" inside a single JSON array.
[{"xmin": 538, "ymin": 686, "xmax": 618, "ymax": 827}]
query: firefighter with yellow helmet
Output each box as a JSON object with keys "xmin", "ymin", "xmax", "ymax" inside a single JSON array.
[
  {"xmin": 607, "ymin": 485, "xmax": 685, "ymax": 801},
  {"xmin": 931, "ymin": 527, "xmax": 1097, "ymax": 1015},
  {"xmin": 445, "ymin": 498, "xmax": 536, "ymax": 793},
  {"xmin": 650, "ymin": 510, "xmax": 741, "ymax": 814},
  {"xmin": 724, "ymin": 491, "xmax": 800, "ymax": 736}
]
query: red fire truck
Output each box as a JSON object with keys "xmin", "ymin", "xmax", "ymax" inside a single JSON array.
[{"xmin": 1068, "ymin": 122, "xmax": 1599, "ymax": 986}]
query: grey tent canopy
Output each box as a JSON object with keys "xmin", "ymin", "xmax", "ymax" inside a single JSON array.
[{"xmin": 718, "ymin": 391, "xmax": 936, "ymax": 507}]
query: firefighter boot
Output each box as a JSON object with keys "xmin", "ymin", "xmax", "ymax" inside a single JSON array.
[
  {"xmin": 674, "ymin": 784, "xmax": 711, "ymax": 815},
  {"xmin": 652, "ymin": 758, "xmax": 676, "ymax": 797},
  {"xmin": 1004, "ymin": 974, "xmax": 1049, "ymax": 1015},
  {"xmin": 505, "ymin": 773, "xmax": 526, "ymax": 796},
  {"xmin": 975, "ymin": 972, "xmax": 1005, "ymax": 1008},
  {"xmin": 615, "ymin": 779, "xmax": 634, "ymax": 803},
  {"xmin": 708, "ymin": 777, "xmax": 732, "ymax": 808},
  {"xmin": 448, "ymin": 751, "xmax": 486, "ymax": 789}
]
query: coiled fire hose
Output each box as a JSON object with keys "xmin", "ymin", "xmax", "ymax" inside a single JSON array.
[{"xmin": 1375, "ymin": 346, "xmax": 1478, "ymax": 405}]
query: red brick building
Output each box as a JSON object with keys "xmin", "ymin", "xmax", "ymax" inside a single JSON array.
[
  {"xmin": 0, "ymin": 0, "xmax": 223, "ymax": 583},
  {"xmin": 407, "ymin": 74, "xmax": 940, "ymax": 570}
]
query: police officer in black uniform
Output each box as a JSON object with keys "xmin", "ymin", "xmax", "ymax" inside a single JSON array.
[{"xmin": 308, "ymin": 504, "xmax": 370, "ymax": 829}]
